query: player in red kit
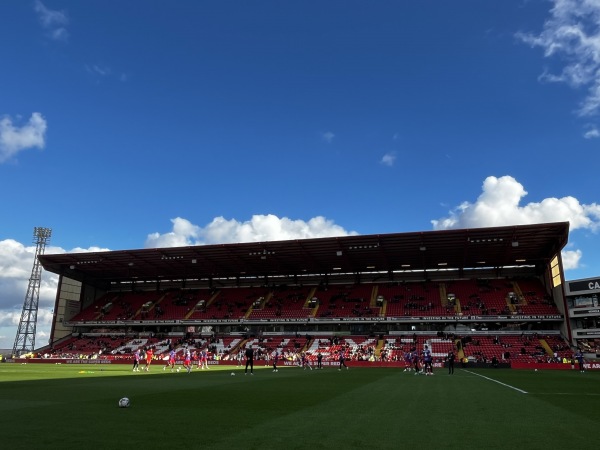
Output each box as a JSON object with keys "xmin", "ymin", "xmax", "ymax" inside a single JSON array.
[{"xmin": 144, "ymin": 347, "xmax": 154, "ymax": 372}]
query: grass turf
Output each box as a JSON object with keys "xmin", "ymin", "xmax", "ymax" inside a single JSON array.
[{"xmin": 1, "ymin": 363, "xmax": 599, "ymax": 449}]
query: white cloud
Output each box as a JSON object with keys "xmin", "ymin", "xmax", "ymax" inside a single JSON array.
[
  {"xmin": 85, "ymin": 64, "xmax": 130, "ymax": 83},
  {"xmin": 583, "ymin": 125, "xmax": 600, "ymax": 139},
  {"xmin": 85, "ymin": 64, "xmax": 112, "ymax": 77},
  {"xmin": 380, "ymin": 152, "xmax": 396, "ymax": 167},
  {"xmin": 432, "ymin": 175, "xmax": 600, "ymax": 270},
  {"xmin": 34, "ymin": 0, "xmax": 69, "ymax": 41},
  {"xmin": 0, "ymin": 113, "xmax": 48, "ymax": 163},
  {"xmin": 69, "ymin": 246, "xmax": 111, "ymax": 254},
  {"xmin": 322, "ymin": 131, "xmax": 335, "ymax": 143},
  {"xmin": 517, "ymin": 0, "xmax": 600, "ymax": 118},
  {"xmin": 146, "ymin": 214, "xmax": 357, "ymax": 248},
  {"xmin": 0, "ymin": 240, "xmax": 58, "ymax": 350},
  {"xmin": 0, "ymin": 309, "xmax": 53, "ymax": 329},
  {"xmin": 561, "ymin": 249, "xmax": 583, "ymax": 270},
  {"xmin": 0, "ymin": 240, "xmax": 107, "ymax": 350},
  {"xmin": 432, "ymin": 175, "xmax": 600, "ymax": 231},
  {"xmin": 0, "ymin": 310, "xmax": 54, "ymax": 352}
]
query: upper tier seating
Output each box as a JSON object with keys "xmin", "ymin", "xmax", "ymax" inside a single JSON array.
[
  {"xmin": 186, "ymin": 287, "xmax": 271, "ymax": 320},
  {"xmin": 314, "ymin": 284, "xmax": 380, "ymax": 318},
  {"xmin": 69, "ymin": 278, "xmax": 560, "ymax": 324},
  {"xmin": 377, "ymin": 282, "xmax": 447, "ymax": 317},
  {"xmin": 247, "ymin": 286, "xmax": 314, "ymax": 319}
]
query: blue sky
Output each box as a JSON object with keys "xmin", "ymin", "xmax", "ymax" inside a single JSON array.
[{"xmin": 1, "ymin": 1, "xmax": 600, "ymax": 350}]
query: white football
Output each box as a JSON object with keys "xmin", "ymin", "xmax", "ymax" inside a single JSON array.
[
  {"xmin": 177, "ymin": 367, "xmax": 181, "ymax": 372},
  {"xmin": 118, "ymin": 397, "xmax": 130, "ymax": 408},
  {"xmin": 231, "ymin": 372, "xmax": 235, "ymax": 376}
]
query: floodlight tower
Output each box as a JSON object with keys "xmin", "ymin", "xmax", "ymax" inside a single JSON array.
[{"xmin": 12, "ymin": 227, "xmax": 52, "ymax": 357}]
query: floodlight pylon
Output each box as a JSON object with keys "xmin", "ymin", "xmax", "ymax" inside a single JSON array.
[{"xmin": 12, "ymin": 227, "xmax": 52, "ymax": 357}]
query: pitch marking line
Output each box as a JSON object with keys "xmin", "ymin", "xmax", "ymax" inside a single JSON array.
[
  {"xmin": 463, "ymin": 369, "xmax": 528, "ymax": 394},
  {"xmin": 532, "ymin": 392, "xmax": 600, "ymax": 396}
]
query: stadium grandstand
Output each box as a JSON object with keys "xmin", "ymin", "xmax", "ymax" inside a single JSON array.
[{"xmin": 28, "ymin": 221, "xmax": 582, "ymax": 368}]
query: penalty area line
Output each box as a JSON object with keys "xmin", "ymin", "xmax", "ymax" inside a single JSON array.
[{"xmin": 463, "ymin": 369, "xmax": 528, "ymax": 394}]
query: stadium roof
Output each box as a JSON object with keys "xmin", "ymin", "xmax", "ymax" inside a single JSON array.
[{"xmin": 38, "ymin": 222, "xmax": 569, "ymax": 285}]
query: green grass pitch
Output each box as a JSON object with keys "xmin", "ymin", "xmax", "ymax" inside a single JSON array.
[{"xmin": 1, "ymin": 363, "xmax": 599, "ymax": 449}]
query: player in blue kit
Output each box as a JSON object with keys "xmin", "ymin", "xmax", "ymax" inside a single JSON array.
[
  {"xmin": 301, "ymin": 352, "xmax": 313, "ymax": 371},
  {"xmin": 338, "ymin": 350, "xmax": 348, "ymax": 370},
  {"xmin": 164, "ymin": 348, "xmax": 176, "ymax": 372},
  {"xmin": 412, "ymin": 349, "xmax": 420, "ymax": 375},
  {"xmin": 132, "ymin": 349, "xmax": 141, "ymax": 372},
  {"xmin": 422, "ymin": 344, "xmax": 433, "ymax": 376}
]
